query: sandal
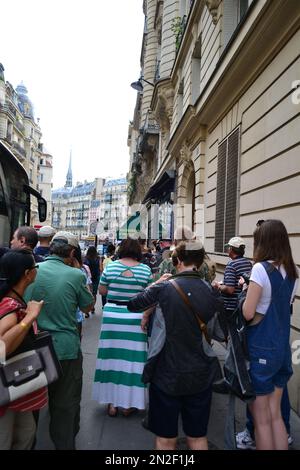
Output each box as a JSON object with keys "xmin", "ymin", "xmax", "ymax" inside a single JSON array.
[
  {"xmin": 107, "ymin": 404, "xmax": 118, "ymax": 417},
  {"xmin": 122, "ymin": 407, "xmax": 137, "ymax": 417}
]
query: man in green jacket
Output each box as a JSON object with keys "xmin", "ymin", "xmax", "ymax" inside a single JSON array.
[{"xmin": 25, "ymin": 231, "xmax": 94, "ymax": 450}]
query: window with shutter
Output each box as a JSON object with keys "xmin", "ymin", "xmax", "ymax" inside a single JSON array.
[{"xmin": 215, "ymin": 127, "xmax": 240, "ymax": 252}]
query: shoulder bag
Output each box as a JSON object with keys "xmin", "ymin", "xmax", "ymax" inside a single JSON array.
[{"xmin": 0, "ymin": 329, "xmax": 62, "ymax": 407}]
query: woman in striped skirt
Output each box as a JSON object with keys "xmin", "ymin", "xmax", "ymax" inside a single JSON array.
[{"xmin": 92, "ymin": 238, "xmax": 152, "ymax": 417}]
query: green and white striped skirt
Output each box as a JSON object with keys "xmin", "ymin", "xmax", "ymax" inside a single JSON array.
[{"xmin": 92, "ymin": 304, "xmax": 148, "ymax": 409}]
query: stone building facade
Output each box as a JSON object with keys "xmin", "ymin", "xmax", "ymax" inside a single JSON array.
[
  {"xmin": 52, "ymin": 174, "xmax": 105, "ymax": 239},
  {"xmin": 0, "ymin": 63, "xmax": 53, "ymax": 226},
  {"xmin": 38, "ymin": 149, "xmax": 53, "ymax": 225},
  {"xmin": 128, "ymin": 0, "xmax": 300, "ymax": 411},
  {"xmin": 52, "ymin": 162, "xmax": 126, "ymax": 242},
  {"xmin": 98, "ymin": 178, "xmax": 128, "ymax": 241}
]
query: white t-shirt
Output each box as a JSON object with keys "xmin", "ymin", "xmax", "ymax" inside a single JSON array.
[{"xmin": 250, "ymin": 261, "xmax": 299, "ymax": 314}]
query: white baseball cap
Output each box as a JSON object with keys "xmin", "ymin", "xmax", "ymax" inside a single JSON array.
[
  {"xmin": 51, "ymin": 231, "xmax": 79, "ymax": 248},
  {"xmin": 225, "ymin": 237, "xmax": 246, "ymax": 249},
  {"xmin": 38, "ymin": 225, "xmax": 56, "ymax": 237}
]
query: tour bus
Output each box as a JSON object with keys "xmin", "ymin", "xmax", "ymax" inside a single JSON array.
[{"xmin": 0, "ymin": 140, "xmax": 47, "ymax": 246}]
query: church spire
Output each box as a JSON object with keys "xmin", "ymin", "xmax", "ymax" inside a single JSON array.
[{"xmin": 65, "ymin": 150, "xmax": 73, "ymax": 188}]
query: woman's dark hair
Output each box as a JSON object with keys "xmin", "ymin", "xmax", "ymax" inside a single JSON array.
[
  {"xmin": 73, "ymin": 246, "xmax": 83, "ymax": 265},
  {"xmin": 106, "ymin": 243, "xmax": 116, "ymax": 257},
  {"xmin": 86, "ymin": 246, "xmax": 99, "ymax": 260},
  {"xmin": 172, "ymin": 241, "xmax": 205, "ymax": 268},
  {"xmin": 117, "ymin": 238, "xmax": 142, "ymax": 261},
  {"xmin": 0, "ymin": 249, "xmax": 35, "ymax": 301},
  {"xmin": 254, "ymin": 219, "xmax": 298, "ymax": 280}
]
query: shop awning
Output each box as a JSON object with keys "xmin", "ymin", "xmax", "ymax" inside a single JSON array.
[
  {"xmin": 116, "ymin": 212, "xmax": 141, "ymax": 240},
  {"xmin": 142, "ymin": 170, "xmax": 175, "ymax": 204}
]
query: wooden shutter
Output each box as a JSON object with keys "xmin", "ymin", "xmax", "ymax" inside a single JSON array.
[
  {"xmin": 224, "ymin": 128, "xmax": 239, "ymax": 244},
  {"xmin": 215, "ymin": 127, "xmax": 240, "ymax": 252},
  {"xmin": 215, "ymin": 140, "xmax": 227, "ymax": 252}
]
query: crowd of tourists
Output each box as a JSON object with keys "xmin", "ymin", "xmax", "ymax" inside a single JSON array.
[{"xmin": 0, "ymin": 220, "xmax": 298, "ymax": 450}]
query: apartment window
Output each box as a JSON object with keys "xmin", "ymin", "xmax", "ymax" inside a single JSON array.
[
  {"xmin": 222, "ymin": 0, "xmax": 252, "ymax": 50},
  {"xmin": 191, "ymin": 36, "xmax": 201, "ymax": 104},
  {"xmin": 179, "ymin": 0, "xmax": 187, "ymax": 16},
  {"xmin": 177, "ymin": 79, "xmax": 184, "ymax": 123},
  {"xmin": 215, "ymin": 127, "xmax": 240, "ymax": 252}
]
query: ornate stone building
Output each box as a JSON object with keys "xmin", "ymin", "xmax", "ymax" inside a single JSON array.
[
  {"xmin": 0, "ymin": 63, "xmax": 53, "ymax": 226},
  {"xmin": 38, "ymin": 148, "xmax": 53, "ymax": 225},
  {"xmin": 52, "ymin": 157, "xmax": 105, "ymax": 239},
  {"xmin": 129, "ymin": 0, "xmax": 300, "ymax": 410},
  {"xmin": 98, "ymin": 178, "xmax": 128, "ymax": 241}
]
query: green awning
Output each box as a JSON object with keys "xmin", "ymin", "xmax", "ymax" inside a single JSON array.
[
  {"xmin": 116, "ymin": 212, "xmax": 167, "ymax": 240},
  {"xmin": 116, "ymin": 212, "xmax": 141, "ymax": 239}
]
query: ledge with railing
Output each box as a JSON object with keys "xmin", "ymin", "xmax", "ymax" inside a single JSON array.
[{"xmin": 12, "ymin": 141, "xmax": 26, "ymax": 158}]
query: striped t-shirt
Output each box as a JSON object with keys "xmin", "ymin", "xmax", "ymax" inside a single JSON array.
[
  {"xmin": 222, "ymin": 256, "xmax": 253, "ymax": 311},
  {"xmin": 99, "ymin": 260, "xmax": 152, "ymax": 302}
]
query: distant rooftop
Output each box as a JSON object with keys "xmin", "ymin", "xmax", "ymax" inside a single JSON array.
[
  {"xmin": 52, "ymin": 180, "xmax": 95, "ymax": 198},
  {"xmin": 104, "ymin": 177, "xmax": 127, "ymax": 187}
]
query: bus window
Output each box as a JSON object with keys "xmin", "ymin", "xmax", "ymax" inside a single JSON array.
[
  {"xmin": 0, "ymin": 178, "xmax": 8, "ymax": 216},
  {"xmin": 0, "ymin": 177, "xmax": 10, "ymax": 246}
]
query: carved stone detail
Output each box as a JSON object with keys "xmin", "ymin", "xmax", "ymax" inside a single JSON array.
[
  {"xmin": 152, "ymin": 82, "xmax": 174, "ymax": 133},
  {"xmin": 205, "ymin": 0, "xmax": 220, "ymax": 25},
  {"xmin": 180, "ymin": 141, "xmax": 192, "ymax": 164}
]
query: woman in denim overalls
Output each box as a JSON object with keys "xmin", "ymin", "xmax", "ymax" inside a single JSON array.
[{"xmin": 243, "ymin": 220, "xmax": 298, "ymax": 450}]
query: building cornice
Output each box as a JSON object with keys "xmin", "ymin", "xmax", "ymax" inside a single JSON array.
[
  {"xmin": 167, "ymin": 0, "xmax": 300, "ymax": 152},
  {"xmin": 193, "ymin": 0, "xmax": 300, "ymax": 130}
]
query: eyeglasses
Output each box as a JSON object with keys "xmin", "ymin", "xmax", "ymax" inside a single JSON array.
[{"xmin": 28, "ymin": 265, "xmax": 39, "ymax": 271}]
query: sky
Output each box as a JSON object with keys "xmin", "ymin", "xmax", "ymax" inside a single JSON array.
[{"xmin": 0, "ymin": 0, "xmax": 144, "ymax": 189}]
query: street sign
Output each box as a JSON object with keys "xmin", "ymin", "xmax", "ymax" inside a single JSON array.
[
  {"xmin": 89, "ymin": 221, "xmax": 97, "ymax": 235},
  {"xmin": 95, "ymin": 221, "xmax": 105, "ymax": 236}
]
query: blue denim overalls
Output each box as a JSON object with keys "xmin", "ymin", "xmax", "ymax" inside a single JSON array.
[{"xmin": 246, "ymin": 261, "xmax": 294, "ymax": 395}]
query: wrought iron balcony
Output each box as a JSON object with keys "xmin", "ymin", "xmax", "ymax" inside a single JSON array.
[
  {"xmin": 5, "ymin": 133, "xmax": 12, "ymax": 143},
  {"xmin": 138, "ymin": 111, "xmax": 160, "ymax": 154},
  {"xmin": 15, "ymin": 120, "xmax": 25, "ymax": 133},
  {"xmin": 0, "ymin": 102, "xmax": 16, "ymax": 118},
  {"xmin": 12, "ymin": 141, "xmax": 26, "ymax": 158}
]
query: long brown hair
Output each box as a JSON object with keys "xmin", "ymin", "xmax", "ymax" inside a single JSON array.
[{"xmin": 253, "ymin": 219, "xmax": 298, "ymax": 280}]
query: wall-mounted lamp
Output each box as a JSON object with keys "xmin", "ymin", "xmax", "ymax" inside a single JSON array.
[{"xmin": 130, "ymin": 77, "xmax": 155, "ymax": 92}]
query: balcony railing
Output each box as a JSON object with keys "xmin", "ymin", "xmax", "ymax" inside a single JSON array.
[
  {"xmin": 15, "ymin": 120, "xmax": 25, "ymax": 134},
  {"xmin": 12, "ymin": 141, "xmax": 26, "ymax": 158},
  {"xmin": 0, "ymin": 102, "xmax": 16, "ymax": 118},
  {"xmin": 6, "ymin": 133, "xmax": 12, "ymax": 143}
]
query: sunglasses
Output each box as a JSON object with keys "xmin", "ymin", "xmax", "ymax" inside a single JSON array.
[{"xmin": 28, "ymin": 265, "xmax": 39, "ymax": 271}]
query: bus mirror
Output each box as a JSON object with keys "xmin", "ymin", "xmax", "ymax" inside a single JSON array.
[{"xmin": 38, "ymin": 198, "xmax": 47, "ymax": 222}]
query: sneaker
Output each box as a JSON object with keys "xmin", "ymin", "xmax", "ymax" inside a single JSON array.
[
  {"xmin": 288, "ymin": 434, "xmax": 294, "ymax": 446},
  {"xmin": 236, "ymin": 428, "xmax": 256, "ymax": 450}
]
